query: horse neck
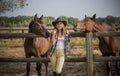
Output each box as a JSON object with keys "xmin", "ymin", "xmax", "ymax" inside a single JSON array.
[
  {"xmin": 98, "ymin": 36, "xmax": 110, "ymax": 45},
  {"xmin": 94, "ymin": 23, "xmax": 114, "ymax": 32},
  {"xmin": 95, "ymin": 24, "xmax": 114, "ymax": 46},
  {"xmin": 46, "ymin": 37, "xmax": 50, "ymax": 42}
]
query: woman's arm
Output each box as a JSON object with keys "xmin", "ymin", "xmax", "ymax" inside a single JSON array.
[{"xmin": 50, "ymin": 28, "xmax": 57, "ymax": 45}]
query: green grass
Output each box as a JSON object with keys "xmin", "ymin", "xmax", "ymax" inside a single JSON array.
[
  {"xmin": 0, "ymin": 38, "xmax": 99, "ymax": 47},
  {"xmin": 70, "ymin": 37, "xmax": 99, "ymax": 48},
  {"xmin": 0, "ymin": 39, "xmax": 24, "ymax": 47}
]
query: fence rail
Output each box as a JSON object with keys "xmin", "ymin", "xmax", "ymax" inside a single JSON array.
[
  {"xmin": 0, "ymin": 56, "xmax": 120, "ymax": 62},
  {"xmin": 0, "ymin": 27, "xmax": 73, "ymax": 32},
  {"xmin": 0, "ymin": 26, "xmax": 120, "ymax": 32},
  {"xmin": 0, "ymin": 32, "xmax": 120, "ymax": 38},
  {"xmin": 0, "ymin": 32, "xmax": 85, "ymax": 38}
]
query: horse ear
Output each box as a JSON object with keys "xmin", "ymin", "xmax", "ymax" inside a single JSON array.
[
  {"xmin": 92, "ymin": 14, "xmax": 96, "ymax": 20},
  {"xmin": 38, "ymin": 15, "xmax": 43, "ymax": 24},
  {"xmin": 40, "ymin": 15, "xmax": 43, "ymax": 19},
  {"xmin": 34, "ymin": 14, "xmax": 38, "ymax": 23}
]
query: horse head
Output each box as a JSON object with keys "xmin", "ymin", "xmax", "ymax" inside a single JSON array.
[
  {"xmin": 74, "ymin": 14, "xmax": 98, "ymax": 32},
  {"xmin": 29, "ymin": 14, "xmax": 49, "ymax": 38}
]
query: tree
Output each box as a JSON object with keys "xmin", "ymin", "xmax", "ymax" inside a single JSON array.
[
  {"xmin": 44, "ymin": 16, "xmax": 55, "ymax": 26},
  {"xmin": 59, "ymin": 16, "xmax": 68, "ymax": 25},
  {"xmin": 0, "ymin": 0, "xmax": 28, "ymax": 13},
  {"xmin": 68, "ymin": 17, "xmax": 79, "ymax": 26},
  {"xmin": 105, "ymin": 16, "xmax": 116, "ymax": 26}
]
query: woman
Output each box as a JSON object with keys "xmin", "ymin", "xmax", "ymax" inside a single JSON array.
[{"xmin": 49, "ymin": 17, "xmax": 70, "ymax": 76}]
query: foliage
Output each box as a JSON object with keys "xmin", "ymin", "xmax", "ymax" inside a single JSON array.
[
  {"xmin": 0, "ymin": 15, "xmax": 120, "ymax": 27},
  {"xmin": 0, "ymin": 16, "xmax": 33, "ymax": 27},
  {"xmin": 43, "ymin": 16, "xmax": 55, "ymax": 26},
  {"xmin": 98, "ymin": 16, "xmax": 120, "ymax": 27},
  {"xmin": 0, "ymin": 0, "xmax": 28, "ymax": 13},
  {"xmin": 0, "ymin": 15, "xmax": 80, "ymax": 27},
  {"xmin": 105, "ymin": 16, "xmax": 118, "ymax": 26},
  {"xmin": 68, "ymin": 17, "xmax": 79, "ymax": 25}
]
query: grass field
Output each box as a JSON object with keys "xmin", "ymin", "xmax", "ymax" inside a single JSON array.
[
  {"xmin": 0, "ymin": 39, "xmax": 24, "ymax": 47},
  {"xmin": 0, "ymin": 38, "xmax": 99, "ymax": 47}
]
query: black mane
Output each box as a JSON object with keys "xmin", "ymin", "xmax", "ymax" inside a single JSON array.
[{"xmin": 28, "ymin": 21, "xmax": 34, "ymax": 33}]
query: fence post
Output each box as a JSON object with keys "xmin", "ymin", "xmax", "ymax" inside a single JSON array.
[
  {"xmin": 22, "ymin": 29, "xmax": 25, "ymax": 40},
  {"xmin": 86, "ymin": 32, "xmax": 93, "ymax": 76}
]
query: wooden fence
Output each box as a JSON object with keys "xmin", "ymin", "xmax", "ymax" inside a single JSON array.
[
  {"xmin": 0, "ymin": 32, "xmax": 120, "ymax": 76},
  {"xmin": 0, "ymin": 27, "xmax": 74, "ymax": 33},
  {"xmin": 0, "ymin": 26, "xmax": 120, "ymax": 33}
]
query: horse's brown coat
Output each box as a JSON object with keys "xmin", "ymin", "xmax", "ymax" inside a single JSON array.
[
  {"xmin": 74, "ymin": 14, "xmax": 120, "ymax": 76},
  {"xmin": 24, "ymin": 14, "xmax": 50, "ymax": 76}
]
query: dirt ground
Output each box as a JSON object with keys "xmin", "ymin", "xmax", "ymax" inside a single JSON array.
[{"xmin": 0, "ymin": 47, "xmax": 108, "ymax": 76}]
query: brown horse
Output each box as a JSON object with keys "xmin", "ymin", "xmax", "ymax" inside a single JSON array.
[
  {"xmin": 24, "ymin": 14, "xmax": 50, "ymax": 76},
  {"xmin": 73, "ymin": 14, "xmax": 120, "ymax": 76}
]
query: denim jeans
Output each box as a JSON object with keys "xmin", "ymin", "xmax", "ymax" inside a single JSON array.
[{"xmin": 50, "ymin": 49, "xmax": 65, "ymax": 73}]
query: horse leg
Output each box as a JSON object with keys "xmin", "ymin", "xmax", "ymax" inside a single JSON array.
[
  {"xmin": 106, "ymin": 62, "xmax": 112, "ymax": 76},
  {"xmin": 26, "ymin": 62, "xmax": 31, "ymax": 76},
  {"xmin": 26, "ymin": 55, "xmax": 31, "ymax": 76},
  {"xmin": 44, "ymin": 62, "xmax": 48, "ymax": 76},
  {"xmin": 36, "ymin": 62, "xmax": 42, "ymax": 76},
  {"xmin": 115, "ymin": 52, "xmax": 119, "ymax": 76},
  {"xmin": 115, "ymin": 61, "xmax": 119, "ymax": 76}
]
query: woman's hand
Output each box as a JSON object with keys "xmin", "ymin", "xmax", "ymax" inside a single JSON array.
[{"xmin": 52, "ymin": 28, "xmax": 57, "ymax": 35}]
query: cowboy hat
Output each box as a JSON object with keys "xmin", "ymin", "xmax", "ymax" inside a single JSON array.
[{"xmin": 52, "ymin": 17, "xmax": 67, "ymax": 26}]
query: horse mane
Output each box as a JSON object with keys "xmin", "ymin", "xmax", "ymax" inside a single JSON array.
[
  {"xmin": 28, "ymin": 21, "xmax": 34, "ymax": 33},
  {"xmin": 95, "ymin": 18, "xmax": 116, "ymax": 31},
  {"xmin": 95, "ymin": 18, "xmax": 105, "ymax": 25}
]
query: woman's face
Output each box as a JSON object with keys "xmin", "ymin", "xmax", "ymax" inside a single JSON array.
[{"xmin": 55, "ymin": 22, "xmax": 64, "ymax": 30}]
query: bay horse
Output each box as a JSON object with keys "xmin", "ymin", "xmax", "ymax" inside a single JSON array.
[
  {"xmin": 73, "ymin": 14, "xmax": 120, "ymax": 76},
  {"xmin": 24, "ymin": 14, "xmax": 50, "ymax": 76}
]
